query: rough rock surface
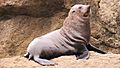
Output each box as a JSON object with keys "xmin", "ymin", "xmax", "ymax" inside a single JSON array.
[
  {"xmin": 0, "ymin": 0, "xmax": 66, "ymax": 58},
  {"xmin": 0, "ymin": 0, "xmax": 120, "ymax": 58},
  {"xmin": 0, "ymin": 0, "xmax": 120, "ymax": 67},
  {"xmin": 97, "ymin": 0, "xmax": 120, "ymax": 53},
  {"xmin": 0, "ymin": 52, "xmax": 120, "ymax": 68}
]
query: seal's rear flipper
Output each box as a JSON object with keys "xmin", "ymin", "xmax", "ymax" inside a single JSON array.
[
  {"xmin": 24, "ymin": 52, "xmax": 33, "ymax": 60},
  {"xmin": 34, "ymin": 55, "xmax": 57, "ymax": 66},
  {"xmin": 86, "ymin": 44, "xmax": 106, "ymax": 54},
  {"xmin": 24, "ymin": 52, "xmax": 29, "ymax": 58}
]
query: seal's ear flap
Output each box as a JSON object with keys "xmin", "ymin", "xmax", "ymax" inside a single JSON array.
[{"xmin": 71, "ymin": 4, "xmax": 74, "ymax": 7}]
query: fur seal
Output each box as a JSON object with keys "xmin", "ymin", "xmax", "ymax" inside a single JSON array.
[{"xmin": 24, "ymin": 4, "xmax": 105, "ymax": 66}]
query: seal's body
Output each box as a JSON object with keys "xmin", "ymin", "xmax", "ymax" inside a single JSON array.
[
  {"xmin": 27, "ymin": 29, "xmax": 77, "ymax": 59},
  {"xmin": 24, "ymin": 4, "xmax": 105, "ymax": 66}
]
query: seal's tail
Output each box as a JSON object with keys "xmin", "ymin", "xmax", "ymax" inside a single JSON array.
[
  {"xmin": 86, "ymin": 44, "xmax": 106, "ymax": 54},
  {"xmin": 24, "ymin": 52, "xmax": 29, "ymax": 58},
  {"xmin": 24, "ymin": 52, "xmax": 33, "ymax": 60}
]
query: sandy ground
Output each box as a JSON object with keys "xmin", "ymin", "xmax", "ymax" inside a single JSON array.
[{"xmin": 0, "ymin": 51, "xmax": 120, "ymax": 68}]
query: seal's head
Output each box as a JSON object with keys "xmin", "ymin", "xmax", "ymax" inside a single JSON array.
[
  {"xmin": 69, "ymin": 4, "xmax": 90, "ymax": 19},
  {"xmin": 61, "ymin": 4, "xmax": 91, "ymax": 44}
]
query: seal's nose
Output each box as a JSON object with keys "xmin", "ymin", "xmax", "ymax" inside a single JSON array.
[
  {"xmin": 87, "ymin": 5, "xmax": 90, "ymax": 10},
  {"xmin": 86, "ymin": 5, "xmax": 90, "ymax": 13},
  {"xmin": 83, "ymin": 5, "xmax": 90, "ymax": 17}
]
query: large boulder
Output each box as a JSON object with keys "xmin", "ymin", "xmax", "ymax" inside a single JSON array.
[
  {"xmin": 97, "ymin": 0, "xmax": 120, "ymax": 53},
  {"xmin": 0, "ymin": 0, "xmax": 120, "ymax": 58},
  {"xmin": 0, "ymin": 0, "xmax": 66, "ymax": 58},
  {"xmin": 0, "ymin": 0, "xmax": 64, "ymax": 17}
]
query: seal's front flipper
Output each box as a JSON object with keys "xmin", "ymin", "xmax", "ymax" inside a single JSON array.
[
  {"xmin": 86, "ymin": 44, "xmax": 106, "ymax": 54},
  {"xmin": 34, "ymin": 55, "xmax": 57, "ymax": 66},
  {"xmin": 76, "ymin": 45, "xmax": 89, "ymax": 60},
  {"xmin": 76, "ymin": 50, "xmax": 89, "ymax": 60}
]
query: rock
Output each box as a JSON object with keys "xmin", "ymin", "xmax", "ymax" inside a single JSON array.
[
  {"xmin": 0, "ymin": 0, "xmax": 120, "ymax": 58},
  {"xmin": 0, "ymin": 12, "xmax": 65, "ymax": 58},
  {"xmin": 0, "ymin": 51, "xmax": 120, "ymax": 68},
  {"xmin": 97, "ymin": 0, "xmax": 120, "ymax": 53},
  {"xmin": 0, "ymin": 0, "xmax": 64, "ymax": 17}
]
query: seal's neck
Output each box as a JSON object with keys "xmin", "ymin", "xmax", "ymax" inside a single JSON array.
[{"xmin": 60, "ymin": 16, "xmax": 90, "ymax": 44}]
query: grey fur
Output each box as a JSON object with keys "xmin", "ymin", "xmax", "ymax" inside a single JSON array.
[{"xmin": 24, "ymin": 4, "xmax": 105, "ymax": 66}]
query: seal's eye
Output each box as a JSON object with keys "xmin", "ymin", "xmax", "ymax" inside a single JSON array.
[
  {"xmin": 72, "ymin": 11, "xmax": 75, "ymax": 13},
  {"xmin": 78, "ymin": 6, "xmax": 82, "ymax": 9}
]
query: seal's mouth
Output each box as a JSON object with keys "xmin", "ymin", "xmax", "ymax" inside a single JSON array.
[
  {"xmin": 83, "ymin": 6, "xmax": 90, "ymax": 17},
  {"xmin": 83, "ymin": 12, "xmax": 89, "ymax": 17}
]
